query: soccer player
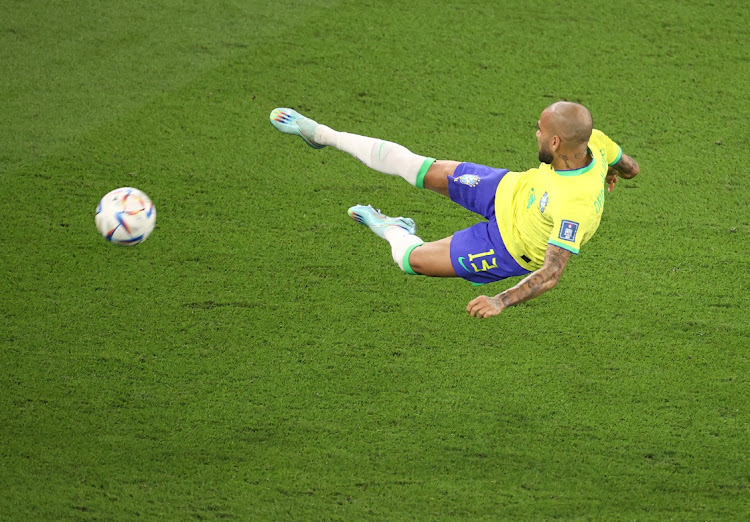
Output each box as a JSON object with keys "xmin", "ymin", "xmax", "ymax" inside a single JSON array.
[{"xmin": 270, "ymin": 102, "xmax": 639, "ymax": 318}]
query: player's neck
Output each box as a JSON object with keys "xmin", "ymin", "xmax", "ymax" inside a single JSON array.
[{"xmin": 552, "ymin": 148, "xmax": 591, "ymax": 172}]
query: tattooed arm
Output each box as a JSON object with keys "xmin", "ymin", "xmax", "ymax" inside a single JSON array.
[
  {"xmin": 606, "ymin": 153, "xmax": 640, "ymax": 191},
  {"xmin": 612, "ymin": 153, "xmax": 640, "ymax": 179},
  {"xmin": 466, "ymin": 245, "xmax": 573, "ymax": 319}
]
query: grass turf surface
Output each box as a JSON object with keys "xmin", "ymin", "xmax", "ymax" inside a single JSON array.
[{"xmin": 2, "ymin": 0, "xmax": 749, "ymax": 519}]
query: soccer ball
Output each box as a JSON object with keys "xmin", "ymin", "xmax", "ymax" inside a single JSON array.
[{"xmin": 95, "ymin": 187, "xmax": 156, "ymax": 245}]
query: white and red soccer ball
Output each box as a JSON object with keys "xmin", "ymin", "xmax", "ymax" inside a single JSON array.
[{"xmin": 95, "ymin": 187, "xmax": 156, "ymax": 246}]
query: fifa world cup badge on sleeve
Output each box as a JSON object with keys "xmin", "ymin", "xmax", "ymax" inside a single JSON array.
[{"xmin": 559, "ymin": 220, "xmax": 579, "ymax": 242}]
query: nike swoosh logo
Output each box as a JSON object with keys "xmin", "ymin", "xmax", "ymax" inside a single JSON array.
[{"xmin": 457, "ymin": 257, "xmax": 470, "ymax": 272}]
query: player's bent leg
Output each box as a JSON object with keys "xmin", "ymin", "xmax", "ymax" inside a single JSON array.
[
  {"xmin": 420, "ymin": 160, "xmax": 462, "ymax": 197},
  {"xmin": 407, "ymin": 237, "xmax": 457, "ymax": 277},
  {"xmin": 346, "ymin": 204, "xmax": 458, "ymax": 277}
]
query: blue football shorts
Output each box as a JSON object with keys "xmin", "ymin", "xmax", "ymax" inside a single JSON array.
[{"xmin": 447, "ymin": 162, "xmax": 531, "ymax": 285}]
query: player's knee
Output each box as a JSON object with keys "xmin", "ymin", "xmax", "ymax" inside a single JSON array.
[
  {"xmin": 406, "ymin": 241, "xmax": 456, "ymax": 277},
  {"xmin": 406, "ymin": 247, "xmax": 425, "ymax": 275},
  {"xmin": 423, "ymin": 160, "xmax": 461, "ymax": 196}
]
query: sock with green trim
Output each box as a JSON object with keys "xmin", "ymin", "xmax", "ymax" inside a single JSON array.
[
  {"xmin": 314, "ymin": 125, "xmax": 434, "ymax": 187},
  {"xmin": 383, "ymin": 226, "xmax": 424, "ymax": 274}
]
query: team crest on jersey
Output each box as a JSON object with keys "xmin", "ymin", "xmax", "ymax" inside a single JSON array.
[
  {"xmin": 454, "ymin": 174, "xmax": 480, "ymax": 187},
  {"xmin": 539, "ymin": 192, "xmax": 549, "ymax": 213},
  {"xmin": 559, "ymin": 220, "xmax": 579, "ymax": 242}
]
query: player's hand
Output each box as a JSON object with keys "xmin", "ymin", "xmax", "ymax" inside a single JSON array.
[
  {"xmin": 467, "ymin": 295, "xmax": 504, "ymax": 318},
  {"xmin": 606, "ymin": 167, "xmax": 618, "ymax": 192}
]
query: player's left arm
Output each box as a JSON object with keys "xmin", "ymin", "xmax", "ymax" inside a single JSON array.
[
  {"xmin": 611, "ymin": 152, "xmax": 639, "ymax": 179},
  {"xmin": 467, "ymin": 244, "xmax": 573, "ymax": 319},
  {"xmin": 606, "ymin": 152, "xmax": 640, "ymax": 191}
]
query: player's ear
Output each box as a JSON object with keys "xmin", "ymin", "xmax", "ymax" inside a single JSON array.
[{"xmin": 551, "ymin": 135, "xmax": 561, "ymax": 151}]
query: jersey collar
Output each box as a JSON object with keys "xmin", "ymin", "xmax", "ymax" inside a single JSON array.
[{"xmin": 554, "ymin": 148, "xmax": 596, "ymax": 177}]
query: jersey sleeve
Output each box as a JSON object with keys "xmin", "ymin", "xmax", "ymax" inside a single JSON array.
[
  {"xmin": 591, "ymin": 129, "xmax": 622, "ymax": 166},
  {"xmin": 548, "ymin": 217, "xmax": 585, "ymax": 254},
  {"xmin": 547, "ymin": 201, "xmax": 599, "ymax": 255}
]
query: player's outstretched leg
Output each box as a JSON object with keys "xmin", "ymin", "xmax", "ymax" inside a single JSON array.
[
  {"xmin": 347, "ymin": 204, "xmax": 424, "ymax": 274},
  {"xmin": 270, "ymin": 107, "xmax": 436, "ymax": 188}
]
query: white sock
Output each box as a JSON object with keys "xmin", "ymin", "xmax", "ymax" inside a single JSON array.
[
  {"xmin": 314, "ymin": 125, "xmax": 432, "ymax": 187},
  {"xmin": 383, "ymin": 227, "xmax": 423, "ymax": 274}
]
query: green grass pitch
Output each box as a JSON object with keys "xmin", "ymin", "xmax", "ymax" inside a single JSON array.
[{"xmin": 2, "ymin": 0, "xmax": 749, "ymax": 519}]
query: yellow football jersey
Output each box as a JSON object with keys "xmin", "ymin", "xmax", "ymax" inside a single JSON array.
[{"xmin": 494, "ymin": 129, "xmax": 622, "ymax": 271}]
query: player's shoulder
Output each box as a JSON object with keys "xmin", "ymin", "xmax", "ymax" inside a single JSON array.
[
  {"xmin": 589, "ymin": 128, "xmax": 623, "ymax": 165},
  {"xmin": 589, "ymin": 128, "xmax": 611, "ymax": 145},
  {"xmin": 513, "ymin": 163, "xmax": 552, "ymax": 176}
]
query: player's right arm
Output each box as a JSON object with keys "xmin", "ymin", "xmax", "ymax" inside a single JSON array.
[{"xmin": 466, "ymin": 244, "xmax": 573, "ymax": 318}]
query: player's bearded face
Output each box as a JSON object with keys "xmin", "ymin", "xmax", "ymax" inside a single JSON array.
[{"xmin": 538, "ymin": 139, "xmax": 554, "ymax": 164}]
